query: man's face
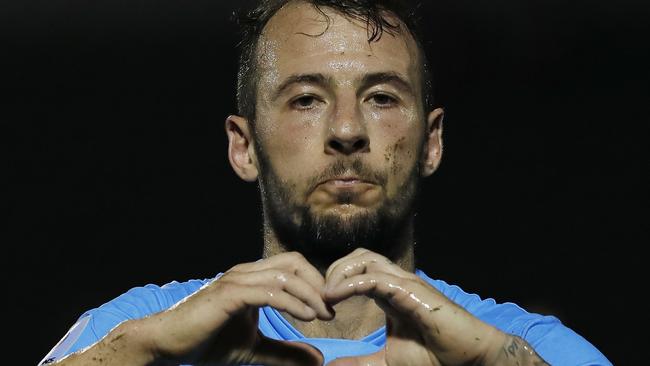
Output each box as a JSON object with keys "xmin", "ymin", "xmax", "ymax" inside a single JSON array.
[{"xmin": 244, "ymin": 3, "xmax": 437, "ymax": 259}]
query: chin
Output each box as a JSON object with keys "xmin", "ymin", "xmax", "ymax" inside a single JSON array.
[
  {"xmin": 317, "ymin": 203, "xmax": 375, "ymax": 217},
  {"xmin": 303, "ymin": 207, "xmax": 381, "ymax": 246}
]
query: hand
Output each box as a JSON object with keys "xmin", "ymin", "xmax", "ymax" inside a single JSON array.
[
  {"xmin": 322, "ymin": 248, "xmax": 505, "ymax": 366},
  {"xmin": 146, "ymin": 252, "xmax": 333, "ymax": 366}
]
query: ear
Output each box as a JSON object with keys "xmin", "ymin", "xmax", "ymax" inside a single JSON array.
[
  {"xmin": 420, "ymin": 107, "xmax": 444, "ymax": 177},
  {"xmin": 225, "ymin": 115, "xmax": 259, "ymax": 182}
]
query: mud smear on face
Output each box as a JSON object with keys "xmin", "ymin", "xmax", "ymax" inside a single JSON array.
[{"xmin": 384, "ymin": 136, "xmax": 407, "ymax": 175}]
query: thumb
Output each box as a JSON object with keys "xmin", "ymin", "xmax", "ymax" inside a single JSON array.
[{"xmin": 250, "ymin": 337, "xmax": 324, "ymax": 366}]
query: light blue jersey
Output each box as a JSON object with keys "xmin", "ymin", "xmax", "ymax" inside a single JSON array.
[{"xmin": 40, "ymin": 270, "xmax": 611, "ymax": 365}]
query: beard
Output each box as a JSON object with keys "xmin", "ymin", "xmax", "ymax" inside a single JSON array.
[{"xmin": 256, "ymin": 145, "xmax": 422, "ymax": 268}]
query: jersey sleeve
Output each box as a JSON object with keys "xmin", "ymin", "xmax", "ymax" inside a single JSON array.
[
  {"xmin": 417, "ymin": 271, "xmax": 612, "ymax": 366},
  {"xmin": 39, "ymin": 279, "xmax": 209, "ymax": 365},
  {"xmin": 520, "ymin": 315, "xmax": 612, "ymax": 366}
]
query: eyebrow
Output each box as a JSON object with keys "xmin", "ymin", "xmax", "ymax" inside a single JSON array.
[
  {"xmin": 271, "ymin": 73, "xmax": 333, "ymax": 101},
  {"xmin": 271, "ymin": 71, "xmax": 415, "ymax": 101},
  {"xmin": 357, "ymin": 72, "xmax": 414, "ymax": 97}
]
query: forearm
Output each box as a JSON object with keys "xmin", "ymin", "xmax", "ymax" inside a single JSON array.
[
  {"xmin": 46, "ymin": 319, "xmax": 156, "ymax": 366},
  {"xmin": 484, "ymin": 334, "xmax": 549, "ymax": 366}
]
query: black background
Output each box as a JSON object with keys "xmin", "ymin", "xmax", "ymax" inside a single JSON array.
[{"xmin": 4, "ymin": 0, "xmax": 648, "ymax": 364}]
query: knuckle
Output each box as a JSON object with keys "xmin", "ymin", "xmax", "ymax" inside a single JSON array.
[
  {"xmin": 284, "ymin": 252, "xmax": 309, "ymax": 273},
  {"xmin": 269, "ymin": 269, "xmax": 288, "ymax": 283},
  {"xmin": 386, "ymin": 276, "xmax": 407, "ymax": 292},
  {"xmin": 229, "ymin": 262, "xmax": 248, "ymax": 273},
  {"xmin": 213, "ymin": 280, "xmax": 237, "ymax": 294},
  {"xmin": 366, "ymin": 251, "xmax": 388, "ymax": 262},
  {"xmin": 264, "ymin": 269, "xmax": 292, "ymax": 289},
  {"xmin": 286, "ymin": 251, "xmax": 306, "ymax": 262},
  {"xmin": 264, "ymin": 286, "xmax": 279, "ymax": 300}
]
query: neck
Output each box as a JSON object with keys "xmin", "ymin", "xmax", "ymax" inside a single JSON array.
[{"xmin": 261, "ymin": 218, "xmax": 416, "ymax": 339}]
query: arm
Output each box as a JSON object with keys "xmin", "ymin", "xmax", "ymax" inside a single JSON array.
[
  {"xmin": 429, "ymin": 276, "xmax": 612, "ymax": 366},
  {"xmin": 42, "ymin": 252, "xmax": 332, "ymax": 366},
  {"xmin": 323, "ymin": 248, "xmax": 559, "ymax": 366},
  {"xmin": 483, "ymin": 334, "xmax": 549, "ymax": 366},
  {"xmin": 44, "ymin": 319, "xmax": 156, "ymax": 366}
]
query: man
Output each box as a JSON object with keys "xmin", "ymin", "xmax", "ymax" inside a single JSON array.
[{"xmin": 40, "ymin": 1, "xmax": 611, "ymax": 365}]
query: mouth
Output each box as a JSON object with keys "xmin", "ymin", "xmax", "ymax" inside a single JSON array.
[
  {"xmin": 324, "ymin": 176, "xmax": 369, "ymax": 186},
  {"xmin": 318, "ymin": 175, "xmax": 376, "ymax": 187},
  {"xmin": 307, "ymin": 173, "xmax": 382, "ymax": 208},
  {"xmin": 312, "ymin": 176, "xmax": 379, "ymax": 201}
]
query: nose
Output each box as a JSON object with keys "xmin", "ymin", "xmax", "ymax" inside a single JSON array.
[{"xmin": 325, "ymin": 102, "xmax": 370, "ymax": 155}]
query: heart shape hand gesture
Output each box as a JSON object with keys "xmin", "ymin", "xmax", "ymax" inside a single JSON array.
[{"xmin": 138, "ymin": 249, "xmax": 546, "ymax": 366}]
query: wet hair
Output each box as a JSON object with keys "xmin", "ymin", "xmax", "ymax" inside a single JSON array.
[{"xmin": 234, "ymin": 0, "xmax": 432, "ymax": 125}]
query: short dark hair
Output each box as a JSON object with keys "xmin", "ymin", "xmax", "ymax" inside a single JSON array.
[{"xmin": 235, "ymin": 0, "xmax": 432, "ymax": 125}]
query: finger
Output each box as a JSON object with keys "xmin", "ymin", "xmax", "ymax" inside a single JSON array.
[
  {"xmin": 326, "ymin": 266, "xmax": 505, "ymax": 366},
  {"xmin": 325, "ymin": 272, "xmax": 494, "ymax": 361},
  {"xmin": 324, "ymin": 247, "xmax": 370, "ymax": 280},
  {"xmin": 325, "ymin": 251, "xmax": 413, "ymax": 292},
  {"xmin": 251, "ymin": 337, "xmax": 323, "ymax": 366},
  {"xmin": 324, "ymin": 272, "xmax": 440, "ymax": 322},
  {"xmin": 238, "ymin": 252, "xmax": 327, "ymax": 290},
  {"xmin": 232, "ymin": 284, "xmax": 318, "ymax": 321},
  {"xmin": 224, "ymin": 269, "xmax": 333, "ymax": 319}
]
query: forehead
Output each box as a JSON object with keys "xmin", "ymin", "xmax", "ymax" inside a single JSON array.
[{"xmin": 257, "ymin": 2, "xmax": 420, "ymax": 85}]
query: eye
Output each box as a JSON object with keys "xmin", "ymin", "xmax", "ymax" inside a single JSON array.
[
  {"xmin": 370, "ymin": 93, "xmax": 398, "ymax": 107},
  {"xmin": 290, "ymin": 95, "xmax": 318, "ymax": 110}
]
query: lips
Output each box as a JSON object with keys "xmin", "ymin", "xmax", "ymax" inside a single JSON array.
[
  {"xmin": 307, "ymin": 176, "xmax": 372, "ymax": 197},
  {"xmin": 313, "ymin": 176, "xmax": 378, "ymax": 199},
  {"xmin": 307, "ymin": 173, "xmax": 381, "ymax": 207},
  {"xmin": 326, "ymin": 177, "xmax": 365, "ymax": 185},
  {"xmin": 319, "ymin": 176, "xmax": 374, "ymax": 187}
]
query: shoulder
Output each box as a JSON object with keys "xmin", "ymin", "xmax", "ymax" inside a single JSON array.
[
  {"xmin": 415, "ymin": 269, "xmax": 529, "ymax": 330},
  {"xmin": 86, "ymin": 277, "xmax": 216, "ymax": 335},
  {"xmin": 89, "ymin": 277, "xmax": 213, "ymax": 322},
  {"xmin": 39, "ymin": 276, "xmax": 218, "ymax": 365},
  {"xmin": 415, "ymin": 269, "xmax": 612, "ymax": 366}
]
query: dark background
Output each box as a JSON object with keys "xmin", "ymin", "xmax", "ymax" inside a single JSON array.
[{"xmin": 4, "ymin": 0, "xmax": 648, "ymax": 364}]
